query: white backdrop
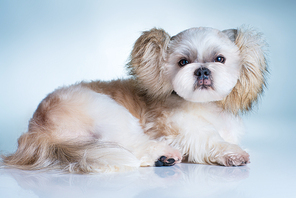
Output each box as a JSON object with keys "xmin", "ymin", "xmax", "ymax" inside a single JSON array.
[{"xmin": 0, "ymin": 0, "xmax": 295, "ymax": 153}]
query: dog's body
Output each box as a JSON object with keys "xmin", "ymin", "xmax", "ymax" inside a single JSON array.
[{"xmin": 2, "ymin": 27, "xmax": 267, "ymax": 173}]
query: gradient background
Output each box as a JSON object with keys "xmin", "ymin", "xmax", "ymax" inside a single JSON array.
[
  {"xmin": 0, "ymin": 0, "xmax": 295, "ymax": 160},
  {"xmin": 1, "ymin": 1, "xmax": 296, "ymax": 197}
]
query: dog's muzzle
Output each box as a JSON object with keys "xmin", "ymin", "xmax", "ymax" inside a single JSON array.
[{"xmin": 194, "ymin": 67, "xmax": 212, "ymax": 89}]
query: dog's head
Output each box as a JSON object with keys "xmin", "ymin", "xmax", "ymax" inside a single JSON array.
[{"xmin": 127, "ymin": 27, "xmax": 268, "ymax": 114}]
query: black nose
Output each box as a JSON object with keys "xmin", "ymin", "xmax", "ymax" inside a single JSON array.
[{"xmin": 194, "ymin": 67, "xmax": 211, "ymax": 79}]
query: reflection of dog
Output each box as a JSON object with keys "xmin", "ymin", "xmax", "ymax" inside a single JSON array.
[
  {"xmin": 0, "ymin": 164, "xmax": 249, "ymax": 198},
  {"xmin": 2, "ymin": 27, "xmax": 267, "ymax": 173}
]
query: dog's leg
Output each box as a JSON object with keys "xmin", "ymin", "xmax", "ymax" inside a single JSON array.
[
  {"xmin": 165, "ymin": 104, "xmax": 249, "ymax": 166},
  {"xmin": 168, "ymin": 125, "xmax": 249, "ymax": 166},
  {"xmin": 130, "ymin": 139, "xmax": 182, "ymax": 167}
]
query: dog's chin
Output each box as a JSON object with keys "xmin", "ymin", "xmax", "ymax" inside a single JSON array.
[
  {"xmin": 172, "ymin": 77, "xmax": 234, "ymax": 103},
  {"xmin": 174, "ymin": 87, "xmax": 228, "ymax": 103}
]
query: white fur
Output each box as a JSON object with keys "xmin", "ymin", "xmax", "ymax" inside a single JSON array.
[
  {"xmin": 167, "ymin": 27, "xmax": 241, "ymax": 102},
  {"xmin": 161, "ymin": 102, "xmax": 245, "ymax": 164}
]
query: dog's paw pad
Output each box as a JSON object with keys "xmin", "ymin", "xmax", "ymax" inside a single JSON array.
[{"xmin": 155, "ymin": 156, "xmax": 176, "ymax": 167}]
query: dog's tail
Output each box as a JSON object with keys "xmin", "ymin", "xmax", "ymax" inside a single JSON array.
[{"xmin": 1, "ymin": 132, "xmax": 140, "ymax": 173}]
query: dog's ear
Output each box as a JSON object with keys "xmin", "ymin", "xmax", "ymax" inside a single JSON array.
[
  {"xmin": 222, "ymin": 29, "xmax": 237, "ymax": 42},
  {"xmin": 220, "ymin": 27, "xmax": 268, "ymax": 114},
  {"xmin": 127, "ymin": 28, "xmax": 172, "ymax": 101}
]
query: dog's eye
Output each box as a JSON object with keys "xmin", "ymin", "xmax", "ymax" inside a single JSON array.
[
  {"xmin": 214, "ymin": 56, "xmax": 225, "ymax": 64},
  {"xmin": 178, "ymin": 59, "xmax": 189, "ymax": 67}
]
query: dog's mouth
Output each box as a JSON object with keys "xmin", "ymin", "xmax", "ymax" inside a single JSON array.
[{"xmin": 194, "ymin": 79, "xmax": 213, "ymax": 90}]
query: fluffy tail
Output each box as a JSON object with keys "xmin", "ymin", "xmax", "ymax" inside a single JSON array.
[{"xmin": 1, "ymin": 132, "xmax": 140, "ymax": 173}]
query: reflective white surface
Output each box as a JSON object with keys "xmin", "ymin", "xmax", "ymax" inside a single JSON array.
[{"xmin": 1, "ymin": 117, "xmax": 295, "ymax": 198}]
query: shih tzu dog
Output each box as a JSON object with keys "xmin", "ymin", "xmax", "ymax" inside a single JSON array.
[{"xmin": 2, "ymin": 26, "xmax": 268, "ymax": 173}]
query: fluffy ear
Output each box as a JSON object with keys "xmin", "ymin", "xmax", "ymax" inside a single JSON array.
[
  {"xmin": 127, "ymin": 28, "xmax": 172, "ymax": 101},
  {"xmin": 220, "ymin": 27, "xmax": 268, "ymax": 114}
]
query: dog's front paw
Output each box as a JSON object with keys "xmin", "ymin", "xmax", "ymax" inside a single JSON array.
[
  {"xmin": 213, "ymin": 143, "xmax": 250, "ymax": 166},
  {"xmin": 155, "ymin": 149, "xmax": 182, "ymax": 167},
  {"xmin": 222, "ymin": 152, "xmax": 250, "ymax": 166},
  {"xmin": 155, "ymin": 156, "xmax": 176, "ymax": 166},
  {"xmin": 217, "ymin": 144, "xmax": 250, "ymax": 166}
]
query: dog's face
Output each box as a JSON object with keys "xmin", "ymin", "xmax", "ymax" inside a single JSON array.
[
  {"xmin": 128, "ymin": 26, "xmax": 267, "ymax": 113},
  {"xmin": 166, "ymin": 27, "xmax": 241, "ymax": 102}
]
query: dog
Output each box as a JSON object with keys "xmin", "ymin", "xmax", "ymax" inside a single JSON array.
[{"xmin": 2, "ymin": 26, "xmax": 268, "ymax": 173}]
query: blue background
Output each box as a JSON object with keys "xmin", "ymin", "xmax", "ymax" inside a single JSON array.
[
  {"xmin": 0, "ymin": 0, "xmax": 295, "ymax": 158},
  {"xmin": 1, "ymin": 1, "xmax": 296, "ymax": 197}
]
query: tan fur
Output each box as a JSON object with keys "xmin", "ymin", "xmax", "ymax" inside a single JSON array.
[
  {"xmin": 220, "ymin": 27, "xmax": 268, "ymax": 114},
  {"xmin": 2, "ymin": 132, "xmax": 123, "ymax": 173},
  {"xmin": 81, "ymin": 79, "xmax": 147, "ymax": 121},
  {"xmin": 2, "ymin": 86, "xmax": 137, "ymax": 173},
  {"xmin": 82, "ymin": 79, "xmax": 182, "ymax": 139},
  {"xmin": 127, "ymin": 28, "xmax": 173, "ymax": 101}
]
